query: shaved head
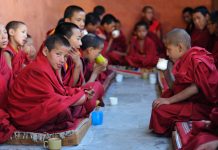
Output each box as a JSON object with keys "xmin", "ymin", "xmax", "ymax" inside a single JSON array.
[{"xmin": 164, "ymin": 28, "xmax": 191, "ymax": 49}]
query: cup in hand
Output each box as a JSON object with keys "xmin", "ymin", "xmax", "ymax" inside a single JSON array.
[{"xmin": 156, "ymin": 58, "xmax": 168, "ymax": 71}]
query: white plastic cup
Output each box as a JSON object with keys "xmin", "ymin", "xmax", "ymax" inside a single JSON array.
[
  {"xmin": 81, "ymin": 29, "xmax": 88, "ymax": 36},
  {"xmin": 115, "ymin": 74, "xmax": 123, "ymax": 83},
  {"xmin": 149, "ymin": 73, "xmax": 157, "ymax": 84},
  {"xmin": 109, "ymin": 97, "xmax": 118, "ymax": 106},
  {"xmin": 112, "ymin": 30, "xmax": 120, "ymax": 38},
  {"xmin": 156, "ymin": 58, "xmax": 168, "ymax": 71}
]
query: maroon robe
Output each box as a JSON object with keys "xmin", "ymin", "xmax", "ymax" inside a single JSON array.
[
  {"xmin": 191, "ymin": 27, "xmax": 212, "ymax": 51},
  {"xmin": 125, "ymin": 36, "xmax": 159, "ymax": 68},
  {"xmin": 149, "ymin": 47, "xmax": 218, "ymax": 135},
  {"xmin": 0, "ymin": 51, "xmax": 12, "ymax": 108},
  {"xmin": 183, "ymin": 107, "xmax": 218, "ymax": 150},
  {"xmin": 0, "ymin": 50, "xmax": 16, "ymax": 143},
  {"xmin": 107, "ymin": 30, "xmax": 128, "ymax": 65},
  {"xmin": 211, "ymin": 37, "xmax": 218, "ymax": 69},
  {"xmin": 7, "ymin": 53, "xmax": 103, "ymax": 132},
  {"xmin": 3, "ymin": 44, "xmax": 29, "ymax": 78}
]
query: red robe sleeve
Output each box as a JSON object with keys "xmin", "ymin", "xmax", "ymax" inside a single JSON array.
[
  {"xmin": 193, "ymin": 62, "xmax": 218, "ymax": 103},
  {"xmin": 0, "ymin": 109, "xmax": 16, "ymax": 144}
]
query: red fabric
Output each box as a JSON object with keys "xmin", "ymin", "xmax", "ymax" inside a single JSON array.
[
  {"xmin": 125, "ymin": 36, "xmax": 159, "ymax": 68},
  {"xmin": 183, "ymin": 108, "xmax": 218, "ymax": 150},
  {"xmin": 183, "ymin": 132, "xmax": 218, "ymax": 150},
  {"xmin": 0, "ymin": 51, "xmax": 12, "ymax": 108},
  {"xmin": 149, "ymin": 19, "xmax": 161, "ymax": 33},
  {"xmin": 211, "ymin": 38, "xmax": 218, "ymax": 69},
  {"xmin": 147, "ymin": 32, "xmax": 166, "ymax": 58},
  {"xmin": 7, "ymin": 54, "xmax": 88, "ymax": 132},
  {"xmin": 149, "ymin": 47, "xmax": 218, "ymax": 135},
  {"xmin": 175, "ymin": 121, "xmax": 192, "ymax": 146},
  {"xmin": 3, "ymin": 44, "xmax": 29, "ymax": 78},
  {"xmin": 0, "ymin": 109, "xmax": 16, "ymax": 144},
  {"xmin": 191, "ymin": 28, "xmax": 212, "ymax": 51},
  {"xmin": 62, "ymin": 56, "xmax": 84, "ymax": 88},
  {"xmin": 107, "ymin": 31, "xmax": 128, "ymax": 65}
]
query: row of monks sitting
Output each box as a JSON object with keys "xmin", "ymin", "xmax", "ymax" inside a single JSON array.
[{"xmin": 0, "ymin": 4, "xmax": 217, "ymax": 149}]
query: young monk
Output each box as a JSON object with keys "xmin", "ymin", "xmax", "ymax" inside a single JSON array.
[
  {"xmin": 0, "ymin": 24, "xmax": 12, "ymax": 108},
  {"xmin": 207, "ymin": 11, "xmax": 218, "ymax": 68},
  {"xmin": 81, "ymin": 34, "xmax": 108, "ymax": 82},
  {"xmin": 95, "ymin": 14, "xmax": 117, "ymax": 82},
  {"xmin": 7, "ymin": 35, "xmax": 103, "ymax": 132},
  {"xmin": 54, "ymin": 22, "xmax": 83, "ymax": 87},
  {"xmin": 54, "ymin": 23, "xmax": 105, "ymax": 106},
  {"xmin": 182, "ymin": 7, "xmax": 194, "ymax": 34},
  {"xmin": 107, "ymin": 19, "xmax": 128, "ymax": 65},
  {"xmin": 93, "ymin": 5, "xmax": 105, "ymax": 20},
  {"xmin": 182, "ymin": 107, "xmax": 218, "ymax": 150},
  {"xmin": 23, "ymin": 34, "xmax": 37, "ymax": 61},
  {"xmin": 149, "ymin": 28, "xmax": 218, "ymax": 135},
  {"xmin": 141, "ymin": 6, "xmax": 162, "ymax": 39},
  {"xmin": 47, "ymin": 5, "xmax": 86, "ymax": 36},
  {"xmin": 3, "ymin": 21, "xmax": 28, "ymax": 78},
  {"xmin": 191, "ymin": 6, "xmax": 212, "ymax": 51},
  {"xmin": 125, "ymin": 21, "xmax": 159, "ymax": 68},
  {"xmin": 85, "ymin": 13, "xmax": 101, "ymax": 34}
]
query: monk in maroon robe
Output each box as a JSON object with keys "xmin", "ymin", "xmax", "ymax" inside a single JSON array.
[
  {"xmin": 191, "ymin": 6, "xmax": 212, "ymax": 51},
  {"xmin": 0, "ymin": 24, "xmax": 16, "ymax": 143},
  {"xmin": 7, "ymin": 35, "xmax": 103, "ymax": 132},
  {"xmin": 3, "ymin": 21, "xmax": 29, "ymax": 78},
  {"xmin": 141, "ymin": 6, "xmax": 162, "ymax": 39},
  {"xmin": 149, "ymin": 29, "xmax": 218, "ymax": 135},
  {"xmin": 207, "ymin": 11, "xmax": 218, "ymax": 69},
  {"xmin": 126, "ymin": 21, "xmax": 159, "ymax": 68}
]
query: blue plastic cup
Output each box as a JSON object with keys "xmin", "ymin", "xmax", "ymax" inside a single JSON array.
[{"xmin": 91, "ymin": 110, "xmax": 103, "ymax": 125}]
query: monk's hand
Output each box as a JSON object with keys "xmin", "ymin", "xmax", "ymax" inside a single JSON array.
[
  {"xmin": 93, "ymin": 63, "xmax": 107, "ymax": 74},
  {"xmin": 201, "ymin": 120, "xmax": 212, "ymax": 129},
  {"xmin": 84, "ymin": 88, "xmax": 95, "ymax": 100},
  {"xmin": 152, "ymin": 98, "xmax": 170, "ymax": 109},
  {"xmin": 196, "ymin": 140, "xmax": 218, "ymax": 150},
  {"xmin": 69, "ymin": 49, "xmax": 81, "ymax": 65}
]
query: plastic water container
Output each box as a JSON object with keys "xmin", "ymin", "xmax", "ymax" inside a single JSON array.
[{"xmin": 91, "ymin": 110, "xmax": 103, "ymax": 125}]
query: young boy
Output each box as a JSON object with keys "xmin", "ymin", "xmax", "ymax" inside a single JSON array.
[
  {"xmin": 3, "ymin": 21, "xmax": 28, "ymax": 78},
  {"xmin": 85, "ymin": 12, "xmax": 101, "ymax": 34},
  {"xmin": 182, "ymin": 7, "xmax": 194, "ymax": 34},
  {"xmin": 107, "ymin": 19, "xmax": 128, "ymax": 65},
  {"xmin": 7, "ymin": 35, "xmax": 103, "ymax": 132},
  {"xmin": 207, "ymin": 11, "xmax": 218, "ymax": 68},
  {"xmin": 126, "ymin": 21, "xmax": 159, "ymax": 68},
  {"xmin": 149, "ymin": 28, "xmax": 218, "ymax": 135},
  {"xmin": 191, "ymin": 6, "xmax": 212, "ymax": 51},
  {"xmin": 0, "ymin": 24, "xmax": 12, "ymax": 108},
  {"xmin": 23, "ymin": 34, "xmax": 37, "ymax": 61},
  {"xmin": 141, "ymin": 6, "xmax": 162, "ymax": 39}
]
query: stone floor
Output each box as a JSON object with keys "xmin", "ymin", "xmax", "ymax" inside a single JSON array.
[{"xmin": 0, "ymin": 76, "xmax": 171, "ymax": 150}]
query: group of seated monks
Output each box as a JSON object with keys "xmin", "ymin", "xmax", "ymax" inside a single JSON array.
[{"xmin": 0, "ymin": 4, "xmax": 218, "ymax": 149}]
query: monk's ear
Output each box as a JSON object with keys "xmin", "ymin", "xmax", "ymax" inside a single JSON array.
[
  {"xmin": 8, "ymin": 29, "xmax": 15, "ymax": 36},
  {"xmin": 42, "ymin": 47, "xmax": 49, "ymax": 56},
  {"xmin": 65, "ymin": 18, "xmax": 71, "ymax": 23},
  {"xmin": 87, "ymin": 47, "xmax": 94, "ymax": 54},
  {"xmin": 177, "ymin": 43, "xmax": 184, "ymax": 52}
]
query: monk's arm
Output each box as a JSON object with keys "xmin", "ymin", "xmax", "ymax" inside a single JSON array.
[
  {"xmin": 106, "ymin": 38, "xmax": 114, "ymax": 52},
  {"xmin": 72, "ymin": 62, "xmax": 82, "ymax": 86},
  {"xmin": 169, "ymin": 83, "xmax": 199, "ymax": 104},
  {"xmin": 3, "ymin": 52, "xmax": 12, "ymax": 69}
]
